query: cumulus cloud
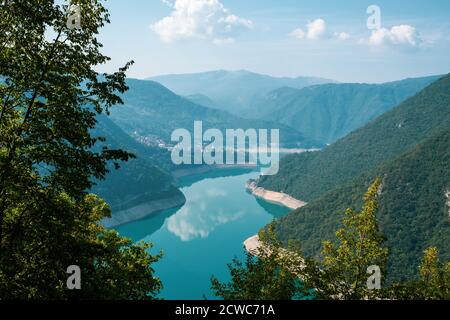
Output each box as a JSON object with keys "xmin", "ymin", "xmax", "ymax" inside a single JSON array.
[
  {"xmin": 365, "ymin": 25, "xmax": 423, "ymax": 49},
  {"xmin": 161, "ymin": 0, "xmax": 175, "ymax": 7},
  {"xmin": 306, "ymin": 19, "xmax": 327, "ymax": 40},
  {"xmin": 151, "ymin": 0, "xmax": 253, "ymax": 44},
  {"xmin": 290, "ymin": 18, "xmax": 327, "ymax": 40},
  {"xmin": 291, "ymin": 18, "xmax": 350, "ymax": 42},
  {"xmin": 334, "ymin": 31, "xmax": 350, "ymax": 41},
  {"xmin": 290, "ymin": 28, "xmax": 305, "ymax": 39}
]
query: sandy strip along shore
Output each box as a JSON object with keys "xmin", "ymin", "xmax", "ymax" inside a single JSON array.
[{"xmin": 245, "ymin": 180, "xmax": 307, "ymax": 210}]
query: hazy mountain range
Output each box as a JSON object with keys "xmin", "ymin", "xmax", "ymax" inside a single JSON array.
[
  {"xmin": 107, "ymin": 78, "xmax": 321, "ymax": 148},
  {"xmin": 148, "ymin": 70, "xmax": 333, "ymax": 115},
  {"xmin": 245, "ymin": 75, "xmax": 441, "ymax": 144},
  {"xmin": 149, "ymin": 70, "xmax": 440, "ymax": 145}
]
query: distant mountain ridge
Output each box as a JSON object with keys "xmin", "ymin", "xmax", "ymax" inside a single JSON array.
[
  {"xmin": 246, "ymin": 75, "xmax": 441, "ymax": 144},
  {"xmin": 108, "ymin": 78, "xmax": 322, "ymax": 148},
  {"xmin": 148, "ymin": 70, "xmax": 334, "ymax": 115}
]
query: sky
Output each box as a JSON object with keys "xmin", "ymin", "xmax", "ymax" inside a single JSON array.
[{"xmin": 95, "ymin": 0, "xmax": 450, "ymax": 83}]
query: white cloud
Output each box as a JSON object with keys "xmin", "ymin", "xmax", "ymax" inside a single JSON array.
[
  {"xmin": 290, "ymin": 18, "xmax": 327, "ymax": 40},
  {"xmin": 152, "ymin": 0, "xmax": 253, "ymax": 44},
  {"xmin": 306, "ymin": 19, "xmax": 327, "ymax": 40},
  {"xmin": 290, "ymin": 28, "xmax": 305, "ymax": 39},
  {"xmin": 366, "ymin": 25, "xmax": 422, "ymax": 49},
  {"xmin": 334, "ymin": 31, "xmax": 350, "ymax": 41},
  {"xmin": 161, "ymin": 0, "xmax": 175, "ymax": 7}
]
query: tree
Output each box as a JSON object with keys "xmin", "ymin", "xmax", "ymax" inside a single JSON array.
[
  {"xmin": 388, "ymin": 247, "xmax": 450, "ymax": 300},
  {"xmin": 0, "ymin": 0, "xmax": 161, "ymax": 299},
  {"xmin": 211, "ymin": 224, "xmax": 305, "ymax": 300},
  {"xmin": 418, "ymin": 247, "xmax": 450, "ymax": 299},
  {"xmin": 309, "ymin": 178, "xmax": 389, "ymax": 299},
  {"xmin": 212, "ymin": 179, "xmax": 389, "ymax": 300}
]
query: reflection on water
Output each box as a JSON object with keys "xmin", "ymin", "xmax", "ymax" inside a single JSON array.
[
  {"xmin": 176, "ymin": 167, "xmax": 255, "ymax": 188},
  {"xmin": 117, "ymin": 207, "xmax": 179, "ymax": 243},
  {"xmin": 254, "ymin": 198, "xmax": 293, "ymax": 219},
  {"xmin": 115, "ymin": 168, "xmax": 290, "ymax": 299},
  {"xmin": 167, "ymin": 203, "xmax": 245, "ymax": 242}
]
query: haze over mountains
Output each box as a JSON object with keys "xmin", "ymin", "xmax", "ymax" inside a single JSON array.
[
  {"xmin": 148, "ymin": 70, "xmax": 333, "ymax": 115},
  {"xmin": 107, "ymin": 78, "xmax": 321, "ymax": 148},
  {"xmin": 149, "ymin": 70, "xmax": 440, "ymax": 145},
  {"xmin": 246, "ymin": 75, "xmax": 441, "ymax": 144}
]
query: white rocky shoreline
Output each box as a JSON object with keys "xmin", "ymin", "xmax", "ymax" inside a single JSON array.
[{"xmin": 245, "ymin": 180, "xmax": 307, "ymax": 210}]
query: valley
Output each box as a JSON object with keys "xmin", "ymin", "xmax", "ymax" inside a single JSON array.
[
  {"xmin": 3, "ymin": 0, "xmax": 449, "ymax": 303},
  {"xmin": 89, "ymin": 71, "xmax": 449, "ymax": 294}
]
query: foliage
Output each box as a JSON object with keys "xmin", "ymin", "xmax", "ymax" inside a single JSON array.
[
  {"xmin": 0, "ymin": 192, "xmax": 162, "ymax": 299},
  {"xmin": 214, "ymin": 180, "xmax": 449, "ymax": 300},
  {"xmin": 299, "ymin": 179, "xmax": 388, "ymax": 299},
  {"xmin": 273, "ymin": 126, "xmax": 450, "ymax": 282},
  {"xmin": 386, "ymin": 247, "xmax": 450, "ymax": 300},
  {"xmin": 92, "ymin": 115, "xmax": 183, "ymax": 212},
  {"xmin": 0, "ymin": 0, "xmax": 161, "ymax": 299},
  {"xmin": 211, "ymin": 224, "xmax": 305, "ymax": 300},
  {"xmin": 259, "ymin": 75, "xmax": 450, "ymax": 281}
]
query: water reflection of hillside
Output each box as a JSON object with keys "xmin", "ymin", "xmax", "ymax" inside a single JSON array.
[
  {"xmin": 254, "ymin": 198, "xmax": 291, "ymax": 219},
  {"xmin": 178, "ymin": 167, "xmax": 256, "ymax": 188},
  {"xmin": 114, "ymin": 207, "xmax": 180, "ymax": 242},
  {"xmin": 116, "ymin": 168, "xmax": 291, "ymax": 243}
]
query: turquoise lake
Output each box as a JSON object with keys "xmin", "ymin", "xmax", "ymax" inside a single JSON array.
[{"xmin": 115, "ymin": 168, "xmax": 290, "ymax": 299}]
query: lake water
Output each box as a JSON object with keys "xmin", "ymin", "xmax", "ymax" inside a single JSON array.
[{"xmin": 115, "ymin": 168, "xmax": 290, "ymax": 299}]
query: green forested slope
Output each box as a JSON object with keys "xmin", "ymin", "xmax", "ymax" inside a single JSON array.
[
  {"xmin": 247, "ymin": 75, "xmax": 440, "ymax": 144},
  {"xmin": 92, "ymin": 115, "xmax": 184, "ymax": 211},
  {"xmin": 258, "ymin": 74, "xmax": 450, "ymax": 202},
  {"xmin": 274, "ymin": 126, "xmax": 450, "ymax": 281}
]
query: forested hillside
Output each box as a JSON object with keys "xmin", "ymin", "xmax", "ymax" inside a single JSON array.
[
  {"xmin": 258, "ymin": 74, "xmax": 450, "ymax": 202},
  {"xmin": 92, "ymin": 115, "xmax": 184, "ymax": 211},
  {"xmin": 247, "ymin": 75, "xmax": 440, "ymax": 144},
  {"xmin": 274, "ymin": 126, "xmax": 450, "ymax": 281}
]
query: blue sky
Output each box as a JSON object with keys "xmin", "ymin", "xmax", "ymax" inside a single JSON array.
[{"xmin": 96, "ymin": 0, "xmax": 450, "ymax": 83}]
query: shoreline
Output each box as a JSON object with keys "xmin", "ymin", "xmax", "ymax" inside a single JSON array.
[
  {"xmin": 172, "ymin": 163, "xmax": 258, "ymax": 179},
  {"xmin": 244, "ymin": 234, "xmax": 262, "ymax": 255},
  {"xmin": 102, "ymin": 193, "xmax": 186, "ymax": 228},
  {"xmin": 104, "ymin": 165, "xmax": 257, "ymax": 228},
  {"xmin": 246, "ymin": 180, "xmax": 307, "ymax": 210}
]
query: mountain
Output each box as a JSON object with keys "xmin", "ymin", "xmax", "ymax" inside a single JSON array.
[
  {"xmin": 274, "ymin": 126, "xmax": 450, "ymax": 281},
  {"xmin": 246, "ymin": 75, "xmax": 441, "ymax": 144},
  {"xmin": 255, "ymin": 73, "xmax": 450, "ymax": 281},
  {"xmin": 148, "ymin": 70, "xmax": 333, "ymax": 115},
  {"xmin": 91, "ymin": 115, "xmax": 184, "ymax": 212},
  {"xmin": 257, "ymin": 74, "xmax": 450, "ymax": 202},
  {"xmin": 185, "ymin": 93, "xmax": 220, "ymax": 109},
  {"xmin": 107, "ymin": 78, "xmax": 322, "ymax": 148}
]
